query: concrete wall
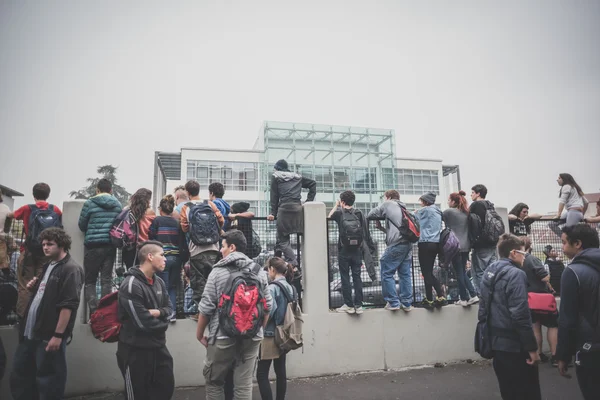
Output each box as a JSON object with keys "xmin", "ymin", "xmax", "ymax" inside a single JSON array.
[{"xmin": 1, "ymin": 202, "xmax": 484, "ymax": 399}]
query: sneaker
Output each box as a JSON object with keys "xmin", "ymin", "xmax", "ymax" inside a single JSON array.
[
  {"xmin": 539, "ymin": 352, "xmax": 549, "ymax": 363},
  {"xmin": 385, "ymin": 303, "xmax": 400, "ymax": 311},
  {"xmin": 455, "ymin": 300, "xmax": 469, "ymax": 307},
  {"xmin": 422, "ymin": 299, "xmax": 435, "ymax": 310},
  {"xmin": 467, "ymin": 296, "xmax": 480, "ymax": 305},
  {"xmin": 400, "ymin": 304, "xmax": 413, "ymax": 312},
  {"xmin": 551, "ymin": 355, "xmax": 558, "ymax": 367},
  {"xmin": 337, "ymin": 304, "xmax": 356, "ymax": 314},
  {"xmin": 435, "ymin": 297, "xmax": 448, "ymax": 307},
  {"xmin": 170, "ymin": 316, "xmax": 177, "ymax": 323},
  {"xmin": 189, "ymin": 313, "xmax": 199, "ymax": 321},
  {"xmin": 355, "ymin": 306, "xmax": 364, "ymax": 314}
]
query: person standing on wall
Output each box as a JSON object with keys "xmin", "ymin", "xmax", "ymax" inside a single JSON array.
[
  {"xmin": 7, "ymin": 183, "xmax": 63, "ymax": 318},
  {"xmin": 415, "ymin": 192, "xmax": 447, "ymax": 309},
  {"xmin": 555, "ymin": 224, "xmax": 600, "ymax": 400},
  {"xmin": 477, "ymin": 233, "xmax": 541, "ymax": 400},
  {"xmin": 443, "ymin": 191, "xmax": 479, "ymax": 307},
  {"xmin": 10, "ymin": 228, "xmax": 84, "ymax": 400},
  {"xmin": 116, "ymin": 241, "xmax": 174, "ymax": 400},
  {"xmin": 368, "ymin": 190, "xmax": 414, "ymax": 312},
  {"xmin": 78, "ymin": 178, "xmax": 122, "ymax": 315}
]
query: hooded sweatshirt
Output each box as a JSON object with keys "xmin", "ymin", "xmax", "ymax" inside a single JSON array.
[
  {"xmin": 556, "ymin": 248, "xmax": 600, "ymax": 362},
  {"xmin": 78, "ymin": 193, "xmax": 123, "ymax": 246},
  {"xmin": 368, "ymin": 200, "xmax": 409, "ymax": 247},
  {"xmin": 270, "ymin": 171, "xmax": 317, "ymax": 216},
  {"xmin": 118, "ymin": 267, "xmax": 172, "ymax": 349}
]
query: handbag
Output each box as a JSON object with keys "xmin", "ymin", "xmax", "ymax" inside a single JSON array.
[{"xmin": 527, "ymin": 292, "xmax": 557, "ymax": 314}]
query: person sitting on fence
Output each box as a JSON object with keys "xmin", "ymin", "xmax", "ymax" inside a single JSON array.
[
  {"xmin": 508, "ymin": 203, "xmax": 543, "ymax": 237},
  {"xmin": 549, "ymin": 173, "xmax": 588, "ymax": 237},
  {"xmin": 328, "ymin": 190, "xmax": 370, "ymax": 315},
  {"xmin": 543, "ymin": 245, "xmax": 565, "ymax": 297},
  {"xmin": 583, "ymin": 200, "xmax": 600, "ymax": 224},
  {"xmin": 78, "ymin": 178, "xmax": 123, "ymax": 315}
]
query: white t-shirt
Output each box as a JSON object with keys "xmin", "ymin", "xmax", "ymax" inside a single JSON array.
[{"xmin": 24, "ymin": 261, "xmax": 58, "ymax": 340}]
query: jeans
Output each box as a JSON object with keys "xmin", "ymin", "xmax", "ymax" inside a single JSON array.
[
  {"xmin": 16, "ymin": 250, "xmax": 45, "ymax": 317},
  {"xmin": 84, "ymin": 246, "xmax": 116, "ymax": 314},
  {"xmin": 418, "ymin": 242, "xmax": 443, "ymax": 301},
  {"xmin": 257, "ymin": 353, "xmax": 287, "ymax": 400},
  {"xmin": 549, "ymin": 210, "xmax": 584, "ymax": 237},
  {"xmin": 10, "ymin": 338, "xmax": 67, "ymax": 400},
  {"xmin": 380, "ymin": 242, "xmax": 413, "ymax": 308},
  {"xmin": 156, "ymin": 254, "xmax": 182, "ymax": 317},
  {"xmin": 452, "ymin": 252, "xmax": 477, "ymax": 301},
  {"xmin": 493, "ymin": 351, "xmax": 541, "ymax": 400},
  {"xmin": 204, "ymin": 338, "xmax": 261, "ymax": 400},
  {"xmin": 471, "ymin": 246, "xmax": 497, "ymax": 296},
  {"xmin": 575, "ymin": 351, "xmax": 600, "ymax": 400},
  {"xmin": 190, "ymin": 250, "xmax": 220, "ymax": 305},
  {"xmin": 338, "ymin": 250, "xmax": 363, "ymax": 307}
]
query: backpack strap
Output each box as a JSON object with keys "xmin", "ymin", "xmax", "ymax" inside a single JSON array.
[{"xmin": 270, "ymin": 280, "xmax": 295, "ymax": 303}]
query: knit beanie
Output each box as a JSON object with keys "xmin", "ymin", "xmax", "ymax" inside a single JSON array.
[{"xmin": 420, "ymin": 191, "xmax": 437, "ymax": 205}]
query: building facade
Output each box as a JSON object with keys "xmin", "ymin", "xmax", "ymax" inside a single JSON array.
[{"xmin": 154, "ymin": 121, "xmax": 461, "ymax": 214}]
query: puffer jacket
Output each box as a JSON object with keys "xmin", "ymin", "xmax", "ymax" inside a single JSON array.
[
  {"xmin": 556, "ymin": 248, "xmax": 600, "ymax": 362},
  {"xmin": 478, "ymin": 258, "xmax": 538, "ymax": 353},
  {"xmin": 270, "ymin": 171, "xmax": 316, "ymax": 216},
  {"xmin": 78, "ymin": 193, "xmax": 122, "ymax": 246}
]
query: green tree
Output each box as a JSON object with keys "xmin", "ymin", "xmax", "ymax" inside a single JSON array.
[{"xmin": 70, "ymin": 165, "xmax": 131, "ymax": 205}]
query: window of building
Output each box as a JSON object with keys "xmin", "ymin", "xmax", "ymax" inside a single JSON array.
[
  {"xmin": 397, "ymin": 169, "xmax": 439, "ymax": 195},
  {"xmin": 187, "ymin": 161, "xmax": 258, "ymax": 192}
]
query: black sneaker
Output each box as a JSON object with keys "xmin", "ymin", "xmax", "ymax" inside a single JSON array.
[
  {"xmin": 551, "ymin": 356, "xmax": 558, "ymax": 367},
  {"xmin": 422, "ymin": 299, "xmax": 435, "ymax": 310},
  {"xmin": 539, "ymin": 353, "xmax": 549, "ymax": 363},
  {"xmin": 435, "ymin": 297, "xmax": 448, "ymax": 307}
]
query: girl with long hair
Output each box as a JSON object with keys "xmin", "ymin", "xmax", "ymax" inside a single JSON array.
[
  {"xmin": 257, "ymin": 257, "xmax": 295, "ymax": 400},
  {"xmin": 556, "ymin": 173, "xmax": 587, "ymax": 226},
  {"xmin": 443, "ymin": 191, "xmax": 479, "ymax": 307},
  {"xmin": 508, "ymin": 203, "xmax": 543, "ymax": 236},
  {"xmin": 123, "ymin": 188, "xmax": 155, "ymax": 268}
]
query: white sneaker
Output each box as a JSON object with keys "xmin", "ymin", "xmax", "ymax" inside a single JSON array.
[
  {"xmin": 400, "ymin": 304, "xmax": 413, "ymax": 312},
  {"xmin": 455, "ymin": 300, "xmax": 469, "ymax": 307},
  {"xmin": 384, "ymin": 303, "xmax": 400, "ymax": 311},
  {"xmin": 337, "ymin": 304, "xmax": 356, "ymax": 314},
  {"xmin": 467, "ymin": 296, "xmax": 480, "ymax": 305},
  {"xmin": 355, "ymin": 306, "xmax": 364, "ymax": 314}
]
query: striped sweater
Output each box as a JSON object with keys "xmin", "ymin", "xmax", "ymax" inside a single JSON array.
[{"xmin": 148, "ymin": 216, "xmax": 183, "ymax": 255}]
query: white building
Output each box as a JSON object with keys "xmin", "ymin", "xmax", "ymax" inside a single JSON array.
[{"xmin": 153, "ymin": 121, "xmax": 461, "ymax": 214}]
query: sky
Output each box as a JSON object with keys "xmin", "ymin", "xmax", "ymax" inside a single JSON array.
[{"xmin": 1, "ymin": 1, "xmax": 599, "ymax": 214}]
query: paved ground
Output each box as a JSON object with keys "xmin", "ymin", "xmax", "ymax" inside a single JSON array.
[{"xmin": 72, "ymin": 361, "xmax": 583, "ymax": 400}]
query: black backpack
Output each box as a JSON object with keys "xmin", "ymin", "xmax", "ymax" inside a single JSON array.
[
  {"xmin": 579, "ymin": 260, "xmax": 600, "ymax": 337},
  {"xmin": 26, "ymin": 205, "xmax": 63, "ymax": 256},
  {"xmin": 339, "ymin": 208, "xmax": 363, "ymax": 248},
  {"xmin": 187, "ymin": 201, "xmax": 220, "ymax": 246}
]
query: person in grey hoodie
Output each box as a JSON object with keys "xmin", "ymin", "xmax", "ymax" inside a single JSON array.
[
  {"xmin": 368, "ymin": 190, "xmax": 413, "ymax": 312},
  {"xmin": 78, "ymin": 178, "xmax": 122, "ymax": 314}
]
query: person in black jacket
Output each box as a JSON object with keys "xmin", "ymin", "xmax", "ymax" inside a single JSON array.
[
  {"xmin": 478, "ymin": 233, "xmax": 541, "ymax": 400},
  {"xmin": 556, "ymin": 224, "xmax": 600, "ymax": 400},
  {"xmin": 117, "ymin": 240, "xmax": 174, "ymax": 400},
  {"xmin": 10, "ymin": 228, "xmax": 84, "ymax": 400}
]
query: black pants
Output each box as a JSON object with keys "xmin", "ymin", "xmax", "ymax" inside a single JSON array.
[
  {"xmin": 576, "ymin": 351, "xmax": 600, "ymax": 400},
  {"xmin": 339, "ymin": 251, "xmax": 363, "ymax": 307},
  {"xmin": 84, "ymin": 245, "xmax": 116, "ymax": 314},
  {"xmin": 493, "ymin": 351, "xmax": 541, "ymax": 400},
  {"xmin": 122, "ymin": 247, "xmax": 137, "ymax": 269},
  {"xmin": 418, "ymin": 242, "xmax": 443, "ymax": 301},
  {"xmin": 257, "ymin": 353, "xmax": 287, "ymax": 400},
  {"xmin": 116, "ymin": 342, "xmax": 174, "ymax": 400}
]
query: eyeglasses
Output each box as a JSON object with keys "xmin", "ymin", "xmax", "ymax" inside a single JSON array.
[{"xmin": 514, "ymin": 250, "xmax": 528, "ymax": 256}]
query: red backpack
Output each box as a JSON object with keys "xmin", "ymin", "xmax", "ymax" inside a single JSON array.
[
  {"xmin": 217, "ymin": 262, "xmax": 268, "ymax": 339},
  {"xmin": 90, "ymin": 291, "xmax": 121, "ymax": 343}
]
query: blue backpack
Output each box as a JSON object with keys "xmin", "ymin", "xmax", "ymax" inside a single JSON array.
[
  {"xmin": 187, "ymin": 201, "xmax": 221, "ymax": 246},
  {"xmin": 26, "ymin": 205, "xmax": 63, "ymax": 255}
]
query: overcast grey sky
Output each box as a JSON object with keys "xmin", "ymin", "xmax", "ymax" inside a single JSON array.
[{"xmin": 1, "ymin": 1, "xmax": 598, "ymax": 213}]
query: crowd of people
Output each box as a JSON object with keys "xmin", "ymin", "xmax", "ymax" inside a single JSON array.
[{"xmin": 0, "ymin": 165, "xmax": 598, "ymax": 400}]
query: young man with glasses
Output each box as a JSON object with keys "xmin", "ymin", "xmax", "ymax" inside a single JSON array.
[{"xmin": 477, "ymin": 234, "xmax": 541, "ymax": 400}]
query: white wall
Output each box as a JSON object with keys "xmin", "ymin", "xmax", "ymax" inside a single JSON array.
[{"xmin": 1, "ymin": 201, "xmax": 483, "ymax": 399}]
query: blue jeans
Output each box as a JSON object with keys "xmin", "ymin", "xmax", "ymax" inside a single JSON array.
[
  {"xmin": 471, "ymin": 246, "xmax": 497, "ymax": 295},
  {"xmin": 380, "ymin": 242, "xmax": 413, "ymax": 307},
  {"xmin": 157, "ymin": 254, "xmax": 182, "ymax": 316},
  {"xmin": 452, "ymin": 252, "xmax": 477, "ymax": 301},
  {"xmin": 10, "ymin": 338, "xmax": 67, "ymax": 400}
]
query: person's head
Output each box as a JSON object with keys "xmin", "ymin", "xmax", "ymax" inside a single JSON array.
[
  {"xmin": 221, "ymin": 230, "xmax": 246, "ymax": 259},
  {"xmin": 558, "ymin": 173, "xmax": 584, "ymax": 196},
  {"xmin": 159, "ymin": 194, "xmax": 175, "ymax": 216},
  {"xmin": 520, "ymin": 236, "xmax": 533, "ymax": 253},
  {"xmin": 32, "ymin": 183, "xmax": 51, "ymax": 201},
  {"xmin": 129, "ymin": 188, "xmax": 152, "ymax": 220},
  {"xmin": 40, "ymin": 228, "xmax": 71, "ymax": 260},
  {"xmin": 561, "ymin": 224, "xmax": 600, "ymax": 259},
  {"xmin": 185, "ymin": 180, "xmax": 200, "ymax": 198},
  {"xmin": 497, "ymin": 233, "xmax": 526, "ymax": 266},
  {"xmin": 448, "ymin": 190, "xmax": 469, "ymax": 213},
  {"xmin": 208, "ymin": 182, "xmax": 225, "ymax": 200},
  {"xmin": 138, "ymin": 241, "xmax": 166, "ymax": 273},
  {"xmin": 419, "ymin": 192, "xmax": 436, "ymax": 207},
  {"xmin": 274, "ymin": 159, "xmax": 289, "ymax": 172},
  {"xmin": 339, "ymin": 190, "xmax": 355, "ymax": 207},
  {"xmin": 509, "ymin": 203, "xmax": 529, "ymax": 220},
  {"xmin": 96, "ymin": 178, "xmax": 112, "ymax": 194},
  {"xmin": 174, "ymin": 187, "xmax": 189, "ymax": 205},
  {"xmin": 231, "ymin": 202, "xmax": 250, "ymax": 214},
  {"xmin": 471, "ymin": 184, "xmax": 487, "ymax": 201},
  {"xmin": 384, "ymin": 190, "xmax": 400, "ymax": 201},
  {"xmin": 265, "ymin": 256, "xmax": 292, "ymax": 281}
]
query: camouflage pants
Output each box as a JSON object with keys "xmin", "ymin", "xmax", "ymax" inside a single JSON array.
[{"xmin": 16, "ymin": 250, "xmax": 45, "ymax": 318}]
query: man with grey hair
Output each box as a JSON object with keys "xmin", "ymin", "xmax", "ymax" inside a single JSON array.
[{"xmin": 117, "ymin": 240, "xmax": 174, "ymax": 400}]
